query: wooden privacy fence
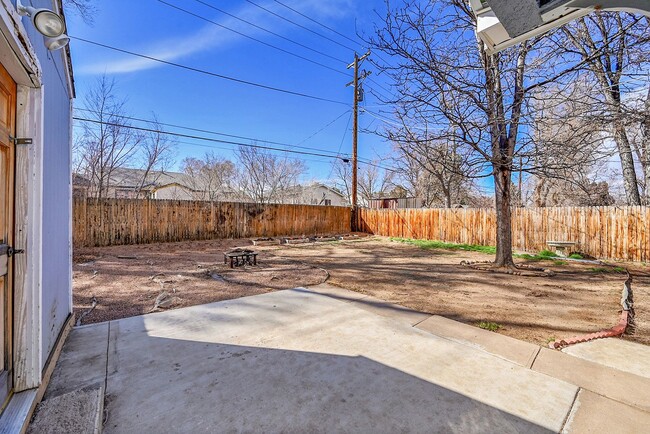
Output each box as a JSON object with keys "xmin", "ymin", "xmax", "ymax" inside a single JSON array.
[
  {"xmin": 355, "ymin": 206, "xmax": 650, "ymax": 262},
  {"xmin": 73, "ymin": 198, "xmax": 352, "ymax": 248}
]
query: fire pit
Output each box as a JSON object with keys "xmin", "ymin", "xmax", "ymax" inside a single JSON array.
[{"xmin": 223, "ymin": 248, "xmax": 258, "ymax": 268}]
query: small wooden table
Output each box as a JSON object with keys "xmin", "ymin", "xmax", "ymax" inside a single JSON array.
[
  {"xmin": 223, "ymin": 250, "xmax": 258, "ymax": 268},
  {"xmin": 546, "ymin": 241, "xmax": 576, "ymax": 257}
]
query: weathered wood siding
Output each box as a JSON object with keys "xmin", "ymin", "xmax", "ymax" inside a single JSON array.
[
  {"xmin": 73, "ymin": 198, "xmax": 352, "ymax": 247},
  {"xmin": 355, "ymin": 206, "xmax": 650, "ymax": 262}
]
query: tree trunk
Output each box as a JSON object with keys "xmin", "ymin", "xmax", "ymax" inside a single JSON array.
[
  {"xmin": 443, "ymin": 184, "xmax": 452, "ymax": 208},
  {"xmin": 612, "ymin": 117, "xmax": 642, "ymax": 205},
  {"xmin": 641, "ymin": 89, "xmax": 650, "ymax": 205},
  {"xmin": 493, "ymin": 166, "xmax": 514, "ymax": 267}
]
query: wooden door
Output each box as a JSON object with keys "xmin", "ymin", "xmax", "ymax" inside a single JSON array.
[{"xmin": 0, "ymin": 61, "xmax": 16, "ymax": 407}]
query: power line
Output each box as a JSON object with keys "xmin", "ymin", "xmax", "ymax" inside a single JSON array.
[
  {"xmin": 73, "ymin": 117, "xmax": 353, "ymax": 161},
  {"xmin": 358, "ymin": 159, "xmax": 399, "ymax": 173},
  {"xmin": 243, "ymin": 0, "xmax": 357, "ymax": 52},
  {"xmin": 76, "ymin": 115, "xmax": 394, "ymax": 170},
  {"xmin": 361, "ymin": 108, "xmax": 447, "ymax": 132},
  {"xmin": 73, "ymin": 124, "xmax": 336, "ymax": 165},
  {"xmin": 295, "ymin": 110, "xmax": 350, "ymax": 145},
  {"xmin": 272, "ymin": 0, "xmax": 364, "ymax": 48},
  {"xmin": 366, "ymin": 77, "xmax": 397, "ymax": 100},
  {"xmin": 190, "ymin": 0, "xmax": 348, "ymax": 65},
  {"xmin": 76, "ymin": 107, "xmax": 386, "ymax": 166},
  {"xmin": 75, "ymin": 107, "xmax": 352, "ymax": 156},
  {"xmin": 158, "ymin": 0, "xmax": 350, "ymax": 78},
  {"xmin": 273, "ymin": 0, "xmax": 398, "ymax": 96},
  {"xmin": 73, "ymin": 123, "xmax": 337, "ymax": 166},
  {"xmin": 75, "ymin": 118, "xmax": 399, "ymax": 174},
  {"xmin": 70, "ymin": 37, "xmax": 349, "ymax": 106},
  {"xmin": 326, "ymin": 111, "xmax": 352, "ymax": 179}
]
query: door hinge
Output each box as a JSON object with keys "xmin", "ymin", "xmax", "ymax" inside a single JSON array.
[
  {"xmin": 9, "ymin": 136, "xmax": 33, "ymax": 145},
  {"xmin": 0, "ymin": 245, "xmax": 25, "ymax": 257},
  {"xmin": 8, "ymin": 247, "xmax": 25, "ymax": 257},
  {"xmin": 0, "ymin": 244, "xmax": 22, "ymax": 277}
]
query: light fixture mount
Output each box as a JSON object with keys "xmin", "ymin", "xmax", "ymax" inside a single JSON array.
[
  {"xmin": 16, "ymin": 1, "xmax": 69, "ymax": 50},
  {"xmin": 45, "ymin": 35, "xmax": 70, "ymax": 51}
]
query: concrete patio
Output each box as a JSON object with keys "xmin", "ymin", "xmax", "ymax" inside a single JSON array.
[{"xmin": 31, "ymin": 284, "xmax": 650, "ymax": 433}]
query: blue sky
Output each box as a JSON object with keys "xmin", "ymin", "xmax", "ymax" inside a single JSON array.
[{"xmin": 68, "ymin": 0, "xmax": 395, "ymax": 182}]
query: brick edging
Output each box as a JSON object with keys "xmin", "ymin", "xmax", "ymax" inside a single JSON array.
[{"xmin": 550, "ymin": 270, "xmax": 634, "ymax": 350}]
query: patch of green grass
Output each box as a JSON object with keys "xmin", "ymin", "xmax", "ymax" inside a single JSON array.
[
  {"xmin": 390, "ymin": 238, "xmax": 496, "ymax": 254},
  {"xmin": 515, "ymin": 253, "xmax": 535, "ymax": 260},
  {"xmin": 552, "ymin": 260, "xmax": 568, "ymax": 266},
  {"xmin": 514, "ymin": 250, "xmax": 559, "ymax": 261},
  {"xmin": 587, "ymin": 266, "xmax": 627, "ymax": 274},
  {"xmin": 477, "ymin": 321, "xmax": 501, "ymax": 332},
  {"xmin": 546, "ymin": 336, "xmax": 557, "ymax": 344},
  {"xmin": 568, "ymin": 253, "xmax": 584, "ymax": 259}
]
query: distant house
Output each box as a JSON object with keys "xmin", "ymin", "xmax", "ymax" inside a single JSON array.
[
  {"xmin": 368, "ymin": 197, "xmax": 423, "ymax": 209},
  {"xmin": 72, "ymin": 173, "xmax": 91, "ymax": 198},
  {"xmin": 74, "ymin": 171, "xmax": 349, "ymax": 206},
  {"xmin": 74, "ymin": 168, "xmax": 205, "ymax": 200},
  {"xmin": 283, "ymin": 183, "xmax": 349, "ymax": 206}
]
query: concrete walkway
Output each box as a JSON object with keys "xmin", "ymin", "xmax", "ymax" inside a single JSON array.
[{"xmin": 34, "ymin": 284, "xmax": 650, "ymax": 433}]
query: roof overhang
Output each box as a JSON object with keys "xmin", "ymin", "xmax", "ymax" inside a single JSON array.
[
  {"xmin": 471, "ymin": 0, "xmax": 650, "ymax": 54},
  {"xmin": 0, "ymin": 0, "xmax": 42, "ymax": 86}
]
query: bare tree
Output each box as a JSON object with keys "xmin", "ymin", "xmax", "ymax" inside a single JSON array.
[
  {"xmin": 181, "ymin": 153, "xmax": 236, "ymax": 201},
  {"xmin": 641, "ymin": 88, "xmax": 650, "ymax": 202},
  {"xmin": 357, "ymin": 162, "xmax": 394, "ymax": 206},
  {"xmin": 235, "ymin": 146, "xmax": 306, "ymax": 204},
  {"xmin": 627, "ymin": 87, "xmax": 650, "ymax": 203},
  {"xmin": 368, "ymin": 0, "xmax": 545, "ymax": 268},
  {"xmin": 528, "ymin": 80, "xmax": 616, "ymax": 206},
  {"xmin": 555, "ymin": 12, "xmax": 650, "ymax": 205},
  {"xmin": 367, "ymin": 1, "xmax": 648, "ymax": 267},
  {"xmin": 63, "ymin": 0, "xmax": 97, "ymax": 24},
  {"xmin": 75, "ymin": 76, "xmax": 142, "ymax": 199},
  {"xmin": 134, "ymin": 115, "xmax": 176, "ymax": 198},
  {"xmin": 390, "ymin": 154, "xmax": 439, "ymax": 207},
  {"xmin": 330, "ymin": 159, "xmax": 393, "ymax": 206},
  {"xmin": 330, "ymin": 159, "xmax": 352, "ymax": 204},
  {"xmin": 389, "ymin": 124, "xmax": 481, "ymax": 208}
]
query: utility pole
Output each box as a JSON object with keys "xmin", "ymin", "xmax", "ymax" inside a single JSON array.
[{"xmin": 347, "ymin": 51, "xmax": 370, "ymax": 209}]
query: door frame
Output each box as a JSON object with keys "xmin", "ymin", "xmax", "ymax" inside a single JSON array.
[
  {"xmin": 0, "ymin": 59, "xmax": 16, "ymax": 407},
  {"xmin": 0, "ymin": 0, "xmax": 48, "ymax": 393}
]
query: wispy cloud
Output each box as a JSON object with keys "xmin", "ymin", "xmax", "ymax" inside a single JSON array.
[{"xmin": 77, "ymin": 0, "xmax": 355, "ymax": 75}]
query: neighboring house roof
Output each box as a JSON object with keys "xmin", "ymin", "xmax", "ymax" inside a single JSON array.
[
  {"xmin": 73, "ymin": 168, "xmax": 204, "ymax": 193},
  {"xmin": 150, "ymin": 182, "xmax": 195, "ymax": 193},
  {"xmin": 108, "ymin": 168, "xmax": 199, "ymax": 191},
  {"xmin": 73, "ymin": 171, "xmax": 348, "ymax": 203},
  {"xmin": 284, "ymin": 183, "xmax": 347, "ymax": 199},
  {"xmin": 72, "ymin": 173, "xmax": 91, "ymax": 187},
  {"xmin": 314, "ymin": 183, "xmax": 347, "ymax": 199}
]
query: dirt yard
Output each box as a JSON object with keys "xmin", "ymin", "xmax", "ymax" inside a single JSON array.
[
  {"xmin": 73, "ymin": 239, "xmax": 328, "ymax": 324},
  {"xmin": 73, "ymin": 237, "xmax": 649, "ymax": 347}
]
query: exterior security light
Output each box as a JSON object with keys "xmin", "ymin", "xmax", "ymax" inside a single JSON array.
[
  {"xmin": 471, "ymin": 0, "xmax": 650, "ymax": 53},
  {"xmin": 17, "ymin": 1, "xmax": 66, "ymax": 38},
  {"xmin": 45, "ymin": 34, "xmax": 70, "ymax": 51}
]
